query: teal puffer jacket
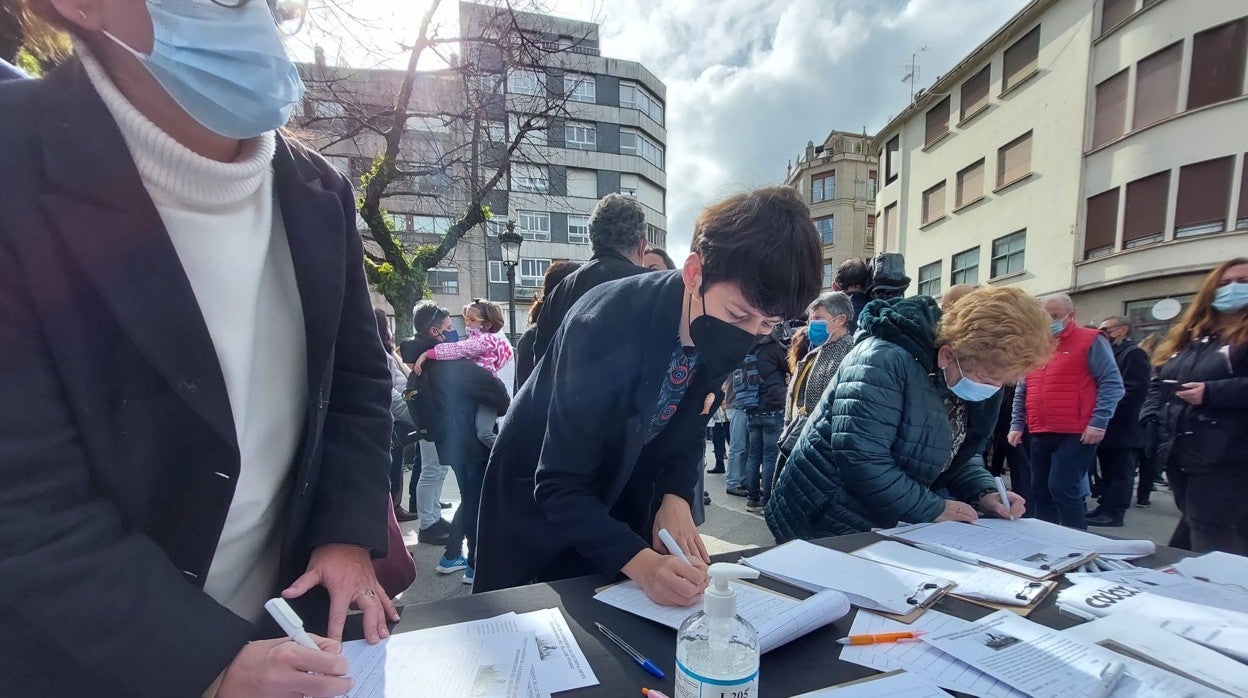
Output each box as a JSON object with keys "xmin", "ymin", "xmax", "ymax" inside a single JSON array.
[{"xmin": 765, "ymin": 296, "xmax": 1001, "ymax": 542}]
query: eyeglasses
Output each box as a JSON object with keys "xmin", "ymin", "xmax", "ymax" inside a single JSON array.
[{"xmin": 208, "ymin": 0, "xmax": 308, "ymax": 35}]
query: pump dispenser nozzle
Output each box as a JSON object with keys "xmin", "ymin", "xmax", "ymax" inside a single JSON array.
[{"xmin": 704, "ymin": 562, "xmax": 760, "ymax": 618}]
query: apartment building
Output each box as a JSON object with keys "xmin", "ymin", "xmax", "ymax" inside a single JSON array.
[
  {"xmin": 299, "ymin": 2, "xmax": 668, "ymax": 334},
  {"xmin": 785, "ymin": 130, "xmax": 879, "ymax": 289},
  {"xmin": 872, "ymin": 0, "xmax": 1248, "ymax": 337}
]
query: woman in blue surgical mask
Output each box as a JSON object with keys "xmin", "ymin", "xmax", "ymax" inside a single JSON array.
[
  {"xmin": 767, "ymin": 287, "xmax": 1053, "ymax": 542},
  {"xmin": 1, "ymin": 2, "xmax": 396, "ymax": 695},
  {"xmin": 1140, "ymin": 257, "xmax": 1248, "ymax": 555}
]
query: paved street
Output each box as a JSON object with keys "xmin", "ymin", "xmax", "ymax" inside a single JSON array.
[{"xmin": 393, "ymin": 445, "xmax": 1181, "ymax": 607}]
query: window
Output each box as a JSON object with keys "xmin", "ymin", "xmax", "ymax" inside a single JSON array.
[
  {"xmin": 481, "ymin": 120, "xmax": 507, "ymax": 143},
  {"xmin": 1125, "ymin": 295, "xmax": 1195, "ymax": 341},
  {"xmin": 814, "ymin": 216, "xmax": 835, "ymax": 245},
  {"xmin": 1003, "ymin": 26, "xmax": 1040, "ymax": 92},
  {"xmin": 883, "ymin": 203, "xmax": 898, "ymax": 251},
  {"xmin": 1134, "ymin": 43, "xmax": 1182, "ymax": 129},
  {"xmin": 918, "ymin": 261, "xmax": 942, "ymax": 297},
  {"xmin": 389, "ymin": 213, "xmax": 411, "ymax": 232},
  {"xmin": 951, "ymin": 247, "xmax": 980, "ymax": 285},
  {"xmin": 956, "ymin": 159, "xmax": 985, "ymax": 208},
  {"xmin": 510, "ymin": 163, "xmax": 549, "ymax": 193},
  {"xmin": 565, "ymin": 121, "xmax": 597, "ymax": 150},
  {"xmin": 567, "ymin": 214, "xmax": 590, "ymax": 244},
  {"xmin": 620, "ymin": 81, "xmax": 664, "ymax": 124},
  {"xmin": 412, "ymin": 215, "xmax": 452, "ymax": 237},
  {"xmin": 991, "ymin": 230, "xmax": 1026, "ymax": 278},
  {"xmin": 519, "ymin": 258, "xmax": 551, "ymax": 287},
  {"xmin": 427, "ymin": 268, "xmax": 459, "ymax": 295},
  {"xmin": 1092, "ymin": 69, "xmax": 1128, "ymax": 148},
  {"xmin": 811, "ymin": 172, "xmax": 836, "ymax": 202},
  {"xmin": 822, "ymin": 263, "xmax": 834, "ymax": 288},
  {"xmin": 647, "ymin": 224, "xmax": 666, "ymax": 246},
  {"xmin": 323, "ymin": 155, "xmax": 350, "ymax": 175},
  {"xmin": 885, "ymin": 136, "xmax": 900, "ymax": 184},
  {"xmin": 407, "ymin": 115, "xmax": 450, "ymax": 135},
  {"xmin": 1100, "ymin": 0, "xmax": 1135, "ymax": 35},
  {"xmin": 517, "ymin": 210, "xmax": 551, "ymax": 242},
  {"xmin": 619, "ymin": 173, "xmax": 639, "ymax": 198},
  {"xmin": 866, "ymin": 214, "xmax": 876, "ymax": 243},
  {"xmin": 1123, "ymin": 171, "xmax": 1170, "ymax": 247},
  {"xmin": 488, "ymin": 261, "xmax": 506, "ymax": 284},
  {"xmin": 567, "ymin": 168, "xmax": 597, "ymax": 198},
  {"xmin": 1240, "ymin": 155, "xmax": 1248, "ymax": 229},
  {"xmin": 925, "ymin": 96, "xmax": 951, "ymax": 146},
  {"xmin": 564, "ymin": 73, "xmax": 596, "ymax": 103},
  {"xmin": 922, "ymin": 181, "xmax": 946, "ymax": 224},
  {"xmin": 867, "ymin": 170, "xmax": 878, "ymax": 199},
  {"xmin": 1175, "ymin": 156, "xmax": 1234, "ymax": 237},
  {"xmin": 485, "ymin": 220, "xmax": 506, "ymax": 238},
  {"xmin": 960, "ymin": 65, "xmax": 991, "ymax": 122},
  {"xmin": 619, "ymin": 127, "xmax": 664, "ymax": 168},
  {"xmin": 510, "ymin": 115, "xmax": 547, "ymax": 147},
  {"xmin": 996, "ymin": 131, "xmax": 1032, "ymax": 189},
  {"xmin": 1188, "ymin": 19, "xmax": 1247, "ymax": 110},
  {"xmin": 1085, "ymin": 187, "xmax": 1120, "ymax": 259},
  {"xmin": 507, "ymin": 68, "xmax": 545, "ymax": 96}
]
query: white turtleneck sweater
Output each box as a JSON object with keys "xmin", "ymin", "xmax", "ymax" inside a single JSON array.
[{"xmin": 80, "ymin": 46, "xmax": 308, "ymax": 623}]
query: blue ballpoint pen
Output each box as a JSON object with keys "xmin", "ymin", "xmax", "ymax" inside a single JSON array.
[{"xmin": 595, "ymin": 622, "xmax": 665, "ymax": 679}]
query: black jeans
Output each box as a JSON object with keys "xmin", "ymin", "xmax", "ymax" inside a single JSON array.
[
  {"xmin": 1136, "ymin": 448, "xmax": 1156, "ymax": 504},
  {"xmin": 1167, "ymin": 465, "xmax": 1248, "ymax": 555},
  {"xmin": 711, "ymin": 421, "xmax": 729, "ymax": 469},
  {"xmin": 390, "ymin": 420, "xmax": 420, "ymax": 506},
  {"xmin": 1095, "ymin": 446, "xmax": 1137, "ymax": 518},
  {"xmin": 444, "ymin": 459, "xmax": 486, "ymax": 567}
]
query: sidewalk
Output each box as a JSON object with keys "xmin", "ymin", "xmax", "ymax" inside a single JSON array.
[{"xmin": 391, "ymin": 445, "xmax": 1180, "ymax": 607}]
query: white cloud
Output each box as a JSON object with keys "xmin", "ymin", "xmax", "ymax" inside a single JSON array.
[{"xmin": 550, "ymin": 0, "xmax": 1031, "ymax": 257}]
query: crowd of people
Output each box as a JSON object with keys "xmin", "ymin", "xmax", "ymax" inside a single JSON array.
[{"xmin": 2, "ymin": 2, "xmax": 1246, "ymax": 696}]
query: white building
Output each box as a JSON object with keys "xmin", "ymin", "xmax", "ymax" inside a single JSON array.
[{"xmin": 872, "ymin": 0, "xmax": 1248, "ymax": 337}]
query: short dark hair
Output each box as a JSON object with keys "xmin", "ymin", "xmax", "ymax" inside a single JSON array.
[
  {"xmin": 588, "ymin": 194, "xmax": 646, "ymax": 255},
  {"xmin": 834, "ymin": 258, "xmax": 872, "ymax": 290},
  {"xmin": 691, "ymin": 186, "xmax": 822, "ymax": 319},
  {"xmin": 645, "ymin": 247, "xmax": 676, "ymax": 270},
  {"xmin": 411, "ymin": 300, "xmax": 449, "ymax": 336}
]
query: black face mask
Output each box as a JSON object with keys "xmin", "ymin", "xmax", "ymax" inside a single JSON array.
[{"xmin": 689, "ymin": 293, "xmax": 759, "ymax": 379}]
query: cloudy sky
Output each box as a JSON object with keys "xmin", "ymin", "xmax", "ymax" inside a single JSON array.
[{"xmin": 300, "ymin": 0, "xmax": 1031, "ymax": 256}]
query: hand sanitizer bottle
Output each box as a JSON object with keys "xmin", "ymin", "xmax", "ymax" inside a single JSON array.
[{"xmin": 674, "ymin": 562, "xmax": 761, "ymax": 698}]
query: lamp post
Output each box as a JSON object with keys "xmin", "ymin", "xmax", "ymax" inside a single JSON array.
[{"xmin": 498, "ymin": 211, "xmax": 524, "ymax": 345}]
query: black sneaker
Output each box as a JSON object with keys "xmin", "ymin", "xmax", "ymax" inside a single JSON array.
[
  {"xmin": 1087, "ymin": 514, "xmax": 1124, "ymax": 527},
  {"xmin": 1135, "ymin": 500, "xmax": 1151, "ymax": 508},
  {"xmin": 417, "ymin": 518, "xmax": 452, "ymax": 544},
  {"xmin": 706, "ymin": 466, "xmax": 726, "ymax": 474},
  {"xmin": 703, "ymin": 492, "xmax": 712, "ymax": 506},
  {"xmin": 440, "ymin": 501, "xmax": 453, "ymax": 509},
  {"xmin": 726, "ymin": 487, "xmax": 749, "ymax": 497},
  {"xmin": 745, "ymin": 498, "xmax": 765, "ymax": 512}
]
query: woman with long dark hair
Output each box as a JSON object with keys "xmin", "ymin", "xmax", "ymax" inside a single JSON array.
[
  {"xmin": 513, "ymin": 260, "xmax": 581, "ymax": 390},
  {"xmin": 1141, "ymin": 258, "xmax": 1248, "ymax": 553}
]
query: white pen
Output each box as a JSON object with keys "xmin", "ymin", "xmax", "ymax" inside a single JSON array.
[
  {"xmin": 993, "ymin": 476, "xmax": 1014, "ymax": 520},
  {"xmin": 658, "ymin": 528, "xmax": 692, "ymax": 565},
  {"xmin": 265, "ymin": 597, "xmax": 320, "ymax": 650},
  {"xmin": 912, "ymin": 542, "xmax": 981, "ymax": 566},
  {"xmin": 1090, "ymin": 661, "xmax": 1129, "ymax": 698}
]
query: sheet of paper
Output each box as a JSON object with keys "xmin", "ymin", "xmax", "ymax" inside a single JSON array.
[
  {"xmin": 1065, "ymin": 567, "xmax": 1248, "ymax": 614},
  {"xmin": 510, "ymin": 608, "xmax": 599, "ymax": 694},
  {"xmin": 1056, "ymin": 580, "xmax": 1248, "ymax": 629},
  {"xmin": 921, "ymin": 610, "xmax": 1222, "ymax": 698},
  {"xmin": 1171, "ymin": 551, "xmax": 1248, "ymax": 590},
  {"xmin": 1158, "ymin": 621, "xmax": 1248, "ymax": 663},
  {"xmin": 791, "ymin": 671, "xmax": 954, "ymax": 697},
  {"xmin": 970, "ymin": 518, "xmax": 1155, "ymax": 560},
  {"xmin": 341, "ymin": 631, "xmax": 543, "ymax": 698},
  {"xmin": 740, "ymin": 540, "xmax": 952, "ymax": 613},
  {"xmin": 881, "ymin": 521, "xmax": 1092, "ymax": 578},
  {"xmin": 592, "ymin": 580, "xmax": 850, "ymax": 653},
  {"xmin": 853, "ymin": 541, "xmax": 1049, "ymax": 607},
  {"xmin": 837, "ymin": 610, "xmax": 1028, "ymax": 698},
  {"xmin": 1063, "ymin": 613, "xmax": 1248, "ymax": 696}
]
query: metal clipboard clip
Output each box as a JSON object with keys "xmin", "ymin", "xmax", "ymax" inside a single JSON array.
[
  {"xmin": 906, "ymin": 582, "xmax": 942, "ymax": 607},
  {"xmin": 1014, "ymin": 581, "xmax": 1045, "ymax": 602}
]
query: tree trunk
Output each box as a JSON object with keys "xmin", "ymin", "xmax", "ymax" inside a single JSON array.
[{"xmin": 386, "ymin": 285, "xmax": 424, "ymax": 339}]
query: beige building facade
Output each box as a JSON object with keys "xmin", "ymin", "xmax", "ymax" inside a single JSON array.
[
  {"xmin": 785, "ymin": 130, "xmax": 879, "ymax": 289},
  {"xmin": 872, "ymin": 0, "xmax": 1248, "ymax": 338}
]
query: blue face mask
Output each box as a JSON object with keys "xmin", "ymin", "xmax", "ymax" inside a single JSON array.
[
  {"xmin": 948, "ymin": 354, "xmax": 1000, "ymax": 402},
  {"xmin": 807, "ymin": 321, "xmax": 829, "ymax": 347},
  {"xmin": 1213, "ymin": 282, "xmax": 1248, "ymax": 313},
  {"xmin": 1050, "ymin": 318, "xmax": 1067, "ymax": 336},
  {"xmin": 440, "ymin": 329, "xmax": 460, "ymax": 343},
  {"xmin": 103, "ymin": 0, "xmax": 305, "ymax": 139}
]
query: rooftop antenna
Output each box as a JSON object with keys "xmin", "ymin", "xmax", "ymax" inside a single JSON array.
[{"xmin": 901, "ymin": 45, "xmax": 928, "ymax": 102}]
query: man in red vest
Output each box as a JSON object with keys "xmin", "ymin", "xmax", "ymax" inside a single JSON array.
[{"xmin": 1008, "ymin": 294, "xmax": 1124, "ymax": 529}]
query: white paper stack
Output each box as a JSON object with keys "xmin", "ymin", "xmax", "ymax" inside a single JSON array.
[{"xmin": 853, "ymin": 541, "xmax": 1050, "ymax": 607}]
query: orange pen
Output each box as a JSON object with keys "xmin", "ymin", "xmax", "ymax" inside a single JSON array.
[{"xmin": 835, "ymin": 631, "xmax": 925, "ymax": 645}]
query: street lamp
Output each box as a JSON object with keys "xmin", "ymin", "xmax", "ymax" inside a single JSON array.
[{"xmin": 498, "ymin": 210, "xmax": 524, "ymax": 345}]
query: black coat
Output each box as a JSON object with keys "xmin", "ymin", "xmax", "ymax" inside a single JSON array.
[
  {"xmin": 529, "ymin": 248, "xmax": 645, "ymax": 371},
  {"xmin": 513, "ymin": 324, "xmax": 538, "ymax": 392},
  {"xmin": 398, "ymin": 335, "xmax": 510, "ymax": 467},
  {"xmin": 1141, "ymin": 336, "xmax": 1248, "ymax": 473},
  {"xmin": 1101, "ymin": 338, "xmax": 1150, "ymax": 449},
  {"xmin": 474, "ymin": 271, "xmax": 719, "ymax": 592},
  {"xmin": 752, "ymin": 333, "xmax": 790, "ymax": 412},
  {"xmin": 0, "ymin": 62, "xmax": 392, "ymax": 696}
]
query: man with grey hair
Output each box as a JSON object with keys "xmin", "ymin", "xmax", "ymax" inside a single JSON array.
[
  {"xmin": 531, "ymin": 194, "xmax": 648, "ymax": 361},
  {"xmin": 1087, "ymin": 315, "xmax": 1150, "ymax": 526},
  {"xmin": 1009, "ymin": 293, "xmax": 1124, "ymax": 529}
]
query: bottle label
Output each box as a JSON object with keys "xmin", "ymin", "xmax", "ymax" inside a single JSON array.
[{"xmin": 674, "ymin": 659, "xmax": 759, "ymax": 698}]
